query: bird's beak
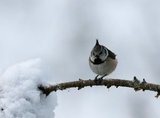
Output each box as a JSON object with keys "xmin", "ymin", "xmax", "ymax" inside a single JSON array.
[{"xmin": 95, "ymin": 55, "xmax": 99, "ymax": 58}]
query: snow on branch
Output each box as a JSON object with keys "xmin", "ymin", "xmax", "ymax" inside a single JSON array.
[{"xmin": 39, "ymin": 76, "xmax": 160, "ymax": 97}]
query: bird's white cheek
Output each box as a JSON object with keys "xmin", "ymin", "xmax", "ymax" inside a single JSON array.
[
  {"xmin": 90, "ymin": 56, "xmax": 95, "ymax": 62},
  {"xmin": 98, "ymin": 56, "xmax": 104, "ymax": 61},
  {"xmin": 100, "ymin": 55, "xmax": 107, "ymax": 61}
]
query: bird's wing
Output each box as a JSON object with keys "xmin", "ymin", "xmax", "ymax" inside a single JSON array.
[{"xmin": 107, "ymin": 48, "xmax": 116, "ymax": 59}]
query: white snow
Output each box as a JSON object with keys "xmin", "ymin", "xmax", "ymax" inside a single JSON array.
[{"xmin": 0, "ymin": 59, "xmax": 57, "ymax": 118}]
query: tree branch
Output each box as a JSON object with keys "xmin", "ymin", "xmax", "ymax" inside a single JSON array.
[{"xmin": 38, "ymin": 76, "xmax": 160, "ymax": 98}]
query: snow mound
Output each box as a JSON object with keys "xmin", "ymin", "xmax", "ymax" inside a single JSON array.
[{"xmin": 0, "ymin": 59, "xmax": 57, "ymax": 118}]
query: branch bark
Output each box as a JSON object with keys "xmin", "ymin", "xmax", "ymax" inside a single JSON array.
[{"xmin": 38, "ymin": 76, "xmax": 160, "ymax": 97}]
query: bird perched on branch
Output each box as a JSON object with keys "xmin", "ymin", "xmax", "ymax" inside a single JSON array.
[{"xmin": 89, "ymin": 39, "xmax": 118, "ymax": 79}]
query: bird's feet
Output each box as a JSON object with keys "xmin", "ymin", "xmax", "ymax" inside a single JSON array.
[
  {"xmin": 94, "ymin": 75, "xmax": 99, "ymax": 80},
  {"xmin": 94, "ymin": 74, "xmax": 107, "ymax": 84},
  {"xmin": 94, "ymin": 75, "xmax": 99, "ymax": 83},
  {"xmin": 100, "ymin": 74, "xmax": 107, "ymax": 79}
]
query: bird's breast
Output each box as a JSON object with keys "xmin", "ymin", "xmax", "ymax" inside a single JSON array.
[{"xmin": 89, "ymin": 57, "xmax": 118, "ymax": 75}]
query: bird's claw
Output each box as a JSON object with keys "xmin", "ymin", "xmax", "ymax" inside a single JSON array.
[
  {"xmin": 94, "ymin": 75, "xmax": 99, "ymax": 83},
  {"xmin": 94, "ymin": 75, "xmax": 104, "ymax": 84},
  {"xmin": 94, "ymin": 75, "xmax": 99, "ymax": 80}
]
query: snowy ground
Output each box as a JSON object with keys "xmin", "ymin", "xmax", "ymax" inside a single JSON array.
[{"xmin": 0, "ymin": 59, "xmax": 57, "ymax": 118}]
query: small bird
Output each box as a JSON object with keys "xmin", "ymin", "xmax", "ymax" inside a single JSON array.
[{"xmin": 89, "ymin": 39, "xmax": 118, "ymax": 79}]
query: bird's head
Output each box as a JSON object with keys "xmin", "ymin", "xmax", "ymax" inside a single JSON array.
[{"xmin": 90, "ymin": 39, "xmax": 108, "ymax": 63}]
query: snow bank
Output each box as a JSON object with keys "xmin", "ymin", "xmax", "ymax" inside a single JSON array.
[{"xmin": 0, "ymin": 59, "xmax": 57, "ymax": 118}]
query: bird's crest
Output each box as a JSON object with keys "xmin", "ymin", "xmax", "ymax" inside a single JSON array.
[{"xmin": 96, "ymin": 39, "xmax": 99, "ymax": 46}]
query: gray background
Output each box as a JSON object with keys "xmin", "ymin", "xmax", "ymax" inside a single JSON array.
[{"xmin": 0, "ymin": 0, "xmax": 160, "ymax": 118}]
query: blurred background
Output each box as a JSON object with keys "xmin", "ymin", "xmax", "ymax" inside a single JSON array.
[{"xmin": 0, "ymin": 0, "xmax": 160, "ymax": 118}]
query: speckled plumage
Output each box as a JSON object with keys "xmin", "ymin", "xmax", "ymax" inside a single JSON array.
[{"xmin": 89, "ymin": 40, "xmax": 117, "ymax": 76}]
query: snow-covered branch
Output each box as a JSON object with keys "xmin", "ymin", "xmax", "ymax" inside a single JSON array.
[{"xmin": 39, "ymin": 76, "xmax": 160, "ymax": 97}]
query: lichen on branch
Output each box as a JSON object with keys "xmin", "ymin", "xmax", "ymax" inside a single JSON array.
[{"xmin": 38, "ymin": 76, "xmax": 160, "ymax": 98}]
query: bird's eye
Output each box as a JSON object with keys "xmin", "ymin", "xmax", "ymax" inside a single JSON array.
[
  {"xmin": 99, "ymin": 51, "xmax": 103, "ymax": 55},
  {"xmin": 104, "ymin": 49, "xmax": 107, "ymax": 54}
]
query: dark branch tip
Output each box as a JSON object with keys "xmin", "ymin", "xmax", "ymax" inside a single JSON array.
[
  {"xmin": 77, "ymin": 82, "xmax": 85, "ymax": 90},
  {"xmin": 38, "ymin": 85, "xmax": 45, "ymax": 92},
  {"xmin": 133, "ymin": 76, "xmax": 140, "ymax": 84},
  {"xmin": 38, "ymin": 85, "xmax": 51, "ymax": 96},
  {"xmin": 134, "ymin": 88, "xmax": 141, "ymax": 91},
  {"xmin": 78, "ymin": 86, "xmax": 83, "ymax": 90},
  {"xmin": 115, "ymin": 85, "xmax": 119, "ymax": 88},
  {"xmin": 142, "ymin": 78, "xmax": 147, "ymax": 84},
  {"xmin": 133, "ymin": 76, "xmax": 141, "ymax": 91},
  {"xmin": 106, "ymin": 84, "xmax": 111, "ymax": 89},
  {"xmin": 140, "ymin": 79, "xmax": 147, "ymax": 91},
  {"xmin": 155, "ymin": 92, "xmax": 160, "ymax": 98},
  {"xmin": 79, "ymin": 78, "xmax": 83, "ymax": 81}
]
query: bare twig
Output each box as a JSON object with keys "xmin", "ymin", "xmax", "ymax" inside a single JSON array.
[{"xmin": 38, "ymin": 76, "xmax": 160, "ymax": 97}]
